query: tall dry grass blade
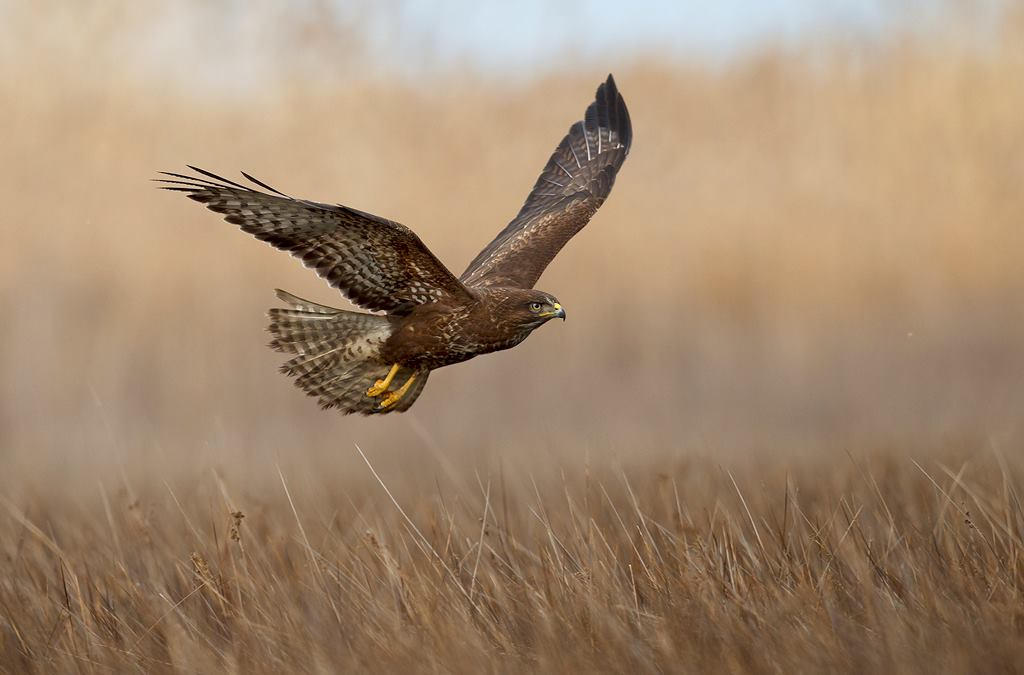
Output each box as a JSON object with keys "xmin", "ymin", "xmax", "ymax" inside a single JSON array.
[
  {"xmin": 468, "ymin": 475, "xmax": 491, "ymax": 603},
  {"xmin": 353, "ymin": 443, "xmax": 479, "ymax": 612}
]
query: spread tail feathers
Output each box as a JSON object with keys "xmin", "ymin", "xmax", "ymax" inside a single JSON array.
[{"xmin": 268, "ymin": 289, "xmax": 428, "ymax": 414}]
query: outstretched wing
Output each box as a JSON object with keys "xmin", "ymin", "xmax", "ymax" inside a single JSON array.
[
  {"xmin": 461, "ymin": 74, "xmax": 632, "ymax": 289},
  {"xmin": 158, "ymin": 168, "xmax": 473, "ymax": 314}
]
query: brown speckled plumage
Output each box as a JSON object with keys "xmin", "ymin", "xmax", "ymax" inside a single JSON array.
[{"xmin": 159, "ymin": 75, "xmax": 632, "ymax": 414}]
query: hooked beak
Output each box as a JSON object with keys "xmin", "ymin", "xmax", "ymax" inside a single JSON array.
[{"xmin": 538, "ymin": 302, "xmax": 566, "ymax": 321}]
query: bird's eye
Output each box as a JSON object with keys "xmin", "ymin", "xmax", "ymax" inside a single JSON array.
[{"xmin": 529, "ymin": 302, "xmax": 543, "ymax": 312}]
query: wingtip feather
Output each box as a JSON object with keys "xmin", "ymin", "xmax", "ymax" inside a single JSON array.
[
  {"xmin": 585, "ymin": 73, "xmax": 631, "ymax": 153},
  {"xmin": 185, "ymin": 165, "xmax": 251, "ymax": 190},
  {"xmin": 602, "ymin": 73, "xmax": 631, "ymax": 152}
]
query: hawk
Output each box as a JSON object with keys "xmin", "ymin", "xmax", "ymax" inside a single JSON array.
[{"xmin": 159, "ymin": 75, "xmax": 632, "ymax": 414}]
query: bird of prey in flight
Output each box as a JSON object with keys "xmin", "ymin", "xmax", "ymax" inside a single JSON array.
[{"xmin": 159, "ymin": 75, "xmax": 632, "ymax": 414}]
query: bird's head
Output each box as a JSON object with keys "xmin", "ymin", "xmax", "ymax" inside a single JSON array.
[{"xmin": 503, "ymin": 289, "xmax": 565, "ymax": 329}]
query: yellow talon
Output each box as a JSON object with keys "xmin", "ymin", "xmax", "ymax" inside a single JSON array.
[
  {"xmin": 378, "ymin": 372, "xmax": 418, "ymax": 410},
  {"xmin": 366, "ymin": 363, "xmax": 400, "ymax": 397}
]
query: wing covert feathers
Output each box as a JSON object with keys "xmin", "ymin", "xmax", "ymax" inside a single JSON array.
[
  {"xmin": 158, "ymin": 167, "xmax": 471, "ymax": 315},
  {"xmin": 460, "ymin": 74, "xmax": 632, "ymax": 289}
]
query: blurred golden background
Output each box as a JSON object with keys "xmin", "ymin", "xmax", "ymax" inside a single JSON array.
[{"xmin": 1, "ymin": 2, "xmax": 1022, "ymax": 490}]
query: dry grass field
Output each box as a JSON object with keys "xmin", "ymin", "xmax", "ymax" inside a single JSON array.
[
  {"xmin": 3, "ymin": 448, "xmax": 1023, "ymax": 672},
  {"xmin": 2, "ymin": 4, "xmax": 1024, "ymax": 672}
]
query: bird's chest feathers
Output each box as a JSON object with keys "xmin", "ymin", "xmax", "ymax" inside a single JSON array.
[
  {"xmin": 384, "ymin": 302, "xmax": 530, "ymax": 367},
  {"xmin": 457, "ymin": 304, "xmax": 533, "ymax": 352}
]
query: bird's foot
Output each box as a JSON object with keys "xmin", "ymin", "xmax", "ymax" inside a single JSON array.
[
  {"xmin": 366, "ymin": 363, "xmax": 400, "ymax": 397},
  {"xmin": 376, "ymin": 372, "xmax": 418, "ymax": 410}
]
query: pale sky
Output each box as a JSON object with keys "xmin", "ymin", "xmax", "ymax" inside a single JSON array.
[
  {"xmin": 5, "ymin": 1, "xmax": 1004, "ymax": 93},
  {"xmin": 375, "ymin": 0, "xmax": 896, "ymax": 70}
]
